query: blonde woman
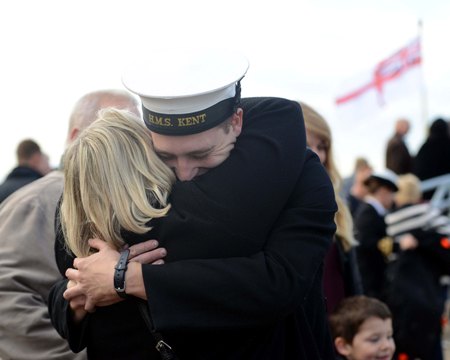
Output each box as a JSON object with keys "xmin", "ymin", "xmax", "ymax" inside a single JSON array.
[
  {"xmin": 300, "ymin": 102, "xmax": 362, "ymax": 313},
  {"xmin": 60, "ymin": 108, "xmax": 175, "ymax": 258}
]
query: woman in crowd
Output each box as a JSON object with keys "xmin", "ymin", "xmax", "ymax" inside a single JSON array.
[{"xmin": 301, "ymin": 101, "xmax": 362, "ymax": 313}]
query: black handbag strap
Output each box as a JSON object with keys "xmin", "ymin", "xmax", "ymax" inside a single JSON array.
[{"xmin": 137, "ymin": 300, "xmax": 179, "ymax": 360}]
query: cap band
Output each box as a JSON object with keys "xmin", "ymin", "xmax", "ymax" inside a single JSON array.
[{"xmin": 142, "ymin": 82, "xmax": 241, "ymax": 135}]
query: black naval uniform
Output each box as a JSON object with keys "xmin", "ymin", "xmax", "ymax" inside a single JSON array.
[
  {"xmin": 354, "ymin": 202, "xmax": 388, "ymax": 300},
  {"xmin": 49, "ymin": 97, "xmax": 337, "ymax": 359}
]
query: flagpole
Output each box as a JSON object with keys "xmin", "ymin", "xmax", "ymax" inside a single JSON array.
[{"xmin": 418, "ymin": 19, "xmax": 428, "ymax": 137}]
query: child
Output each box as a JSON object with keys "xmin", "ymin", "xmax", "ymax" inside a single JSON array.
[{"xmin": 329, "ymin": 295, "xmax": 395, "ymax": 360}]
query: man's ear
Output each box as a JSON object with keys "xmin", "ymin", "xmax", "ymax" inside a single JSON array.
[
  {"xmin": 230, "ymin": 108, "xmax": 243, "ymax": 136},
  {"xmin": 335, "ymin": 337, "xmax": 352, "ymax": 357},
  {"xmin": 68, "ymin": 128, "xmax": 80, "ymax": 143}
]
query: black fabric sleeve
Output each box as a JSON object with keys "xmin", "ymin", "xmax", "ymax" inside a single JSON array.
[
  {"xmin": 410, "ymin": 228, "xmax": 450, "ymax": 275},
  {"xmin": 48, "ymin": 278, "xmax": 89, "ymax": 352},
  {"xmin": 143, "ymin": 150, "xmax": 336, "ymax": 331},
  {"xmin": 354, "ymin": 207, "xmax": 385, "ymax": 249},
  {"xmin": 138, "ymin": 98, "xmax": 337, "ymax": 331},
  {"xmin": 54, "ymin": 202, "xmax": 75, "ymax": 276}
]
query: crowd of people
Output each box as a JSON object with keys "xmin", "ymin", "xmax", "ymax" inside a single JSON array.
[
  {"xmin": 0, "ymin": 50, "xmax": 449, "ymax": 360},
  {"xmin": 303, "ymin": 104, "xmax": 450, "ymax": 359},
  {"xmin": 341, "ymin": 117, "xmax": 450, "ymax": 360}
]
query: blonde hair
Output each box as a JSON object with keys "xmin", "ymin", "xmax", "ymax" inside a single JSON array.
[
  {"xmin": 61, "ymin": 108, "xmax": 175, "ymax": 257},
  {"xmin": 395, "ymin": 173, "xmax": 422, "ymax": 207},
  {"xmin": 300, "ymin": 102, "xmax": 357, "ymax": 251}
]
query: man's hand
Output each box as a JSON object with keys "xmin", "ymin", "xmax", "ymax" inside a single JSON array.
[
  {"xmin": 63, "ymin": 238, "xmax": 166, "ymax": 313},
  {"xmin": 398, "ymin": 233, "xmax": 418, "ymax": 250}
]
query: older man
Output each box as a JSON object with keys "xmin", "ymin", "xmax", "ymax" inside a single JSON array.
[
  {"xmin": 0, "ymin": 90, "xmax": 150, "ymax": 360},
  {"xmin": 385, "ymin": 118, "xmax": 413, "ymax": 175}
]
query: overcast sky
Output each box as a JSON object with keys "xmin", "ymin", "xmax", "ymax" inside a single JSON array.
[{"xmin": 1, "ymin": 0, "xmax": 449, "ymax": 181}]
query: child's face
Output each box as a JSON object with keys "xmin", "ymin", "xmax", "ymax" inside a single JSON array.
[{"xmin": 338, "ymin": 317, "xmax": 395, "ymax": 360}]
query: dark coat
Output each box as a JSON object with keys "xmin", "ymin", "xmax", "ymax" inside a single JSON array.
[
  {"xmin": 385, "ymin": 133, "xmax": 413, "ymax": 175},
  {"xmin": 336, "ymin": 238, "xmax": 363, "ymax": 297},
  {"xmin": 49, "ymin": 97, "xmax": 338, "ymax": 360},
  {"xmin": 414, "ymin": 119, "xmax": 450, "ymax": 199},
  {"xmin": 323, "ymin": 238, "xmax": 363, "ymax": 313},
  {"xmin": 353, "ymin": 202, "xmax": 388, "ymax": 300},
  {"xmin": 0, "ymin": 166, "xmax": 42, "ymax": 203},
  {"xmin": 386, "ymin": 247, "xmax": 444, "ymax": 359},
  {"xmin": 347, "ymin": 193, "xmax": 364, "ymax": 220},
  {"xmin": 384, "ymin": 203, "xmax": 450, "ymax": 359}
]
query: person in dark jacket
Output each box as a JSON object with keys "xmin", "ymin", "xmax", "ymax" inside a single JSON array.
[
  {"xmin": 385, "ymin": 118, "xmax": 413, "ymax": 175},
  {"xmin": 384, "ymin": 173, "xmax": 450, "ymax": 360},
  {"xmin": 301, "ymin": 101, "xmax": 362, "ymax": 314},
  {"xmin": 48, "ymin": 50, "xmax": 337, "ymax": 360},
  {"xmin": 0, "ymin": 138, "xmax": 51, "ymax": 203},
  {"xmin": 353, "ymin": 170, "xmax": 398, "ymax": 301},
  {"xmin": 414, "ymin": 117, "xmax": 450, "ymax": 199}
]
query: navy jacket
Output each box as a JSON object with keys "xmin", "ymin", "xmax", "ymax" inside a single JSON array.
[
  {"xmin": 0, "ymin": 166, "xmax": 42, "ymax": 203},
  {"xmin": 354, "ymin": 202, "xmax": 388, "ymax": 300}
]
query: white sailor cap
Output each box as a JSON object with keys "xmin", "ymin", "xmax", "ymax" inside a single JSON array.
[
  {"xmin": 364, "ymin": 169, "xmax": 399, "ymax": 192},
  {"xmin": 122, "ymin": 49, "xmax": 249, "ymax": 135}
]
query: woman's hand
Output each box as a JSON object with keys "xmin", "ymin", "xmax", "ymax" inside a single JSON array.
[{"xmin": 127, "ymin": 240, "xmax": 167, "ymax": 264}]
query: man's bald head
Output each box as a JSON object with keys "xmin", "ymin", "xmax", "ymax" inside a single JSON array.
[{"xmin": 66, "ymin": 89, "xmax": 140, "ymax": 146}]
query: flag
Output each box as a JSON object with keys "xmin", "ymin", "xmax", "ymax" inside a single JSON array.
[
  {"xmin": 332, "ymin": 35, "xmax": 425, "ymax": 177},
  {"xmin": 335, "ymin": 37, "xmax": 422, "ymax": 113}
]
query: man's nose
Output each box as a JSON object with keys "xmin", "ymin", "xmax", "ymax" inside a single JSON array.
[{"xmin": 175, "ymin": 159, "xmax": 198, "ymax": 181}]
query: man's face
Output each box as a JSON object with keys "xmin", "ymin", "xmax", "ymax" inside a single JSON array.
[
  {"xmin": 378, "ymin": 186, "xmax": 396, "ymax": 210},
  {"xmin": 397, "ymin": 119, "xmax": 410, "ymax": 136},
  {"xmin": 151, "ymin": 110, "xmax": 243, "ymax": 181},
  {"xmin": 339, "ymin": 317, "xmax": 395, "ymax": 360}
]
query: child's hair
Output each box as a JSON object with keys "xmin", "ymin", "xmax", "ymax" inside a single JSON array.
[
  {"xmin": 61, "ymin": 107, "xmax": 176, "ymax": 257},
  {"xmin": 329, "ymin": 295, "xmax": 392, "ymax": 343}
]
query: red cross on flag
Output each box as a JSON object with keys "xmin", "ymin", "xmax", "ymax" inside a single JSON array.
[{"xmin": 335, "ymin": 37, "xmax": 423, "ymax": 118}]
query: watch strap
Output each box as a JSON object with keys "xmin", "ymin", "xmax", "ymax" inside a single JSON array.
[{"xmin": 114, "ymin": 249, "xmax": 130, "ymax": 298}]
